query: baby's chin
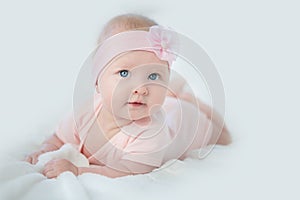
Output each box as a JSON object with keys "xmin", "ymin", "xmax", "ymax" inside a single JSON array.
[
  {"xmin": 119, "ymin": 113, "xmax": 151, "ymax": 122},
  {"xmin": 128, "ymin": 104, "xmax": 162, "ymax": 119},
  {"xmin": 110, "ymin": 104, "xmax": 164, "ymax": 124}
]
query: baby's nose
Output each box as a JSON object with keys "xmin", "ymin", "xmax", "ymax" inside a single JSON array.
[{"xmin": 133, "ymin": 86, "xmax": 148, "ymax": 95}]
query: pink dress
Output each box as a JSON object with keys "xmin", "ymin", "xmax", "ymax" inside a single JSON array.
[{"xmin": 55, "ymin": 94, "xmax": 213, "ymax": 174}]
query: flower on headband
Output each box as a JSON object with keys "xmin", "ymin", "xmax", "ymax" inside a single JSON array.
[{"xmin": 147, "ymin": 25, "xmax": 178, "ymax": 65}]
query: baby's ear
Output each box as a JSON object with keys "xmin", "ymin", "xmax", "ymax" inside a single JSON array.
[{"xmin": 95, "ymin": 83, "xmax": 101, "ymax": 94}]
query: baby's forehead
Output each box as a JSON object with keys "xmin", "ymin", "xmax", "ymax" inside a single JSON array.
[{"xmin": 108, "ymin": 51, "xmax": 169, "ymax": 70}]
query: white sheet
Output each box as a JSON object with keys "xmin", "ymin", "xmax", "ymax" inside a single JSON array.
[{"xmin": 0, "ymin": 142, "xmax": 234, "ymax": 200}]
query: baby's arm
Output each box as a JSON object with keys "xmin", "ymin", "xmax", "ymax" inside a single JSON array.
[
  {"xmin": 167, "ymin": 73, "xmax": 231, "ymax": 145},
  {"xmin": 76, "ymin": 164, "xmax": 133, "ymax": 178},
  {"xmin": 42, "ymin": 158, "xmax": 155, "ymax": 178},
  {"xmin": 194, "ymin": 98, "xmax": 232, "ymax": 145},
  {"xmin": 25, "ymin": 133, "xmax": 64, "ymax": 164},
  {"xmin": 26, "ymin": 109, "xmax": 81, "ymax": 164},
  {"xmin": 174, "ymin": 92, "xmax": 232, "ymax": 145},
  {"xmin": 77, "ymin": 160, "xmax": 156, "ymax": 178}
]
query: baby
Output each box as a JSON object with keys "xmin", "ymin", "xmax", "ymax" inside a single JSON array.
[{"xmin": 25, "ymin": 14, "xmax": 231, "ymax": 178}]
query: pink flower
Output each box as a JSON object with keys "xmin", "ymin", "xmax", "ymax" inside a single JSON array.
[{"xmin": 147, "ymin": 25, "xmax": 178, "ymax": 66}]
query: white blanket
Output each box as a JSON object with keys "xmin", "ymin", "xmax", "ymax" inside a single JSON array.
[{"xmin": 0, "ymin": 142, "xmax": 234, "ymax": 200}]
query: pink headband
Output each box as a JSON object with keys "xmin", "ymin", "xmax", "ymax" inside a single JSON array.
[{"xmin": 92, "ymin": 25, "xmax": 179, "ymax": 85}]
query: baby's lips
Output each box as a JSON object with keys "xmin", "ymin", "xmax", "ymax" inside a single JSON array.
[{"xmin": 128, "ymin": 102, "xmax": 146, "ymax": 106}]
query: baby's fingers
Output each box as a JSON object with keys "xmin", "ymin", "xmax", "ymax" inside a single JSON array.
[
  {"xmin": 24, "ymin": 154, "xmax": 38, "ymax": 165},
  {"xmin": 24, "ymin": 155, "xmax": 33, "ymax": 164},
  {"xmin": 45, "ymin": 171, "xmax": 58, "ymax": 179},
  {"xmin": 43, "ymin": 162, "xmax": 54, "ymax": 176},
  {"xmin": 31, "ymin": 155, "xmax": 40, "ymax": 165},
  {"xmin": 44, "ymin": 160, "xmax": 55, "ymax": 169},
  {"xmin": 42, "ymin": 166, "xmax": 52, "ymax": 176},
  {"xmin": 24, "ymin": 151, "xmax": 44, "ymax": 165},
  {"xmin": 43, "ymin": 168, "xmax": 58, "ymax": 179},
  {"xmin": 43, "ymin": 160, "xmax": 61, "ymax": 178}
]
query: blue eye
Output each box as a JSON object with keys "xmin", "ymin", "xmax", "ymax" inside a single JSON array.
[
  {"xmin": 119, "ymin": 70, "xmax": 129, "ymax": 77},
  {"xmin": 148, "ymin": 73, "xmax": 159, "ymax": 80}
]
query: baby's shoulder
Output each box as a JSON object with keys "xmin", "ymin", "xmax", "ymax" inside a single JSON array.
[{"xmin": 72, "ymin": 96, "xmax": 103, "ymax": 132}]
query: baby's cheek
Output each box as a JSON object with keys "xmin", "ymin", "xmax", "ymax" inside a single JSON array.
[
  {"xmin": 99, "ymin": 92, "xmax": 113, "ymax": 112},
  {"xmin": 100, "ymin": 84, "xmax": 117, "ymax": 105},
  {"xmin": 151, "ymin": 87, "xmax": 168, "ymax": 103}
]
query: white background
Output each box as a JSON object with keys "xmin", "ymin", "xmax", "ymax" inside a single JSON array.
[{"xmin": 0, "ymin": 0, "xmax": 299, "ymax": 199}]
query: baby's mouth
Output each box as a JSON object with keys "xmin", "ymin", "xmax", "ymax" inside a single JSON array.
[{"xmin": 128, "ymin": 101, "xmax": 146, "ymax": 106}]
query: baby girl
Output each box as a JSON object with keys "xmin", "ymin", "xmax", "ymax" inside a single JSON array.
[{"xmin": 25, "ymin": 14, "xmax": 231, "ymax": 178}]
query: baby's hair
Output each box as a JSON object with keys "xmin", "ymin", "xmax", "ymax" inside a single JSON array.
[{"xmin": 97, "ymin": 14, "xmax": 158, "ymax": 44}]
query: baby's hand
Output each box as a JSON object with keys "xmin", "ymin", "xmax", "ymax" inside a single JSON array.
[
  {"xmin": 42, "ymin": 159, "xmax": 78, "ymax": 179},
  {"xmin": 25, "ymin": 150, "xmax": 46, "ymax": 165}
]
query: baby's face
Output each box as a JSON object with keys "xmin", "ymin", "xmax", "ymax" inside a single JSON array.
[{"xmin": 97, "ymin": 50, "xmax": 170, "ymax": 121}]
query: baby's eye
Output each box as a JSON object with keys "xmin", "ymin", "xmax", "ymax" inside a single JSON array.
[
  {"xmin": 148, "ymin": 73, "xmax": 160, "ymax": 80},
  {"xmin": 119, "ymin": 70, "xmax": 130, "ymax": 78}
]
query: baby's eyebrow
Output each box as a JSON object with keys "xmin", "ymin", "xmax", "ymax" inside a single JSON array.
[
  {"xmin": 113, "ymin": 65, "xmax": 132, "ymax": 71},
  {"xmin": 144, "ymin": 67, "xmax": 167, "ymax": 74},
  {"xmin": 151, "ymin": 67, "xmax": 167, "ymax": 72}
]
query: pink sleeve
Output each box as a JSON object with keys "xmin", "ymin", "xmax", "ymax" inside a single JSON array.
[
  {"xmin": 187, "ymin": 111, "xmax": 213, "ymax": 148},
  {"xmin": 78, "ymin": 160, "xmax": 156, "ymax": 178},
  {"xmin": 55, "ymin": 111, "xmax": 80, "ymax": 145},
  {"xmin": 161, "ymin": 97, "xmax": 214, "ymax": 160}
]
